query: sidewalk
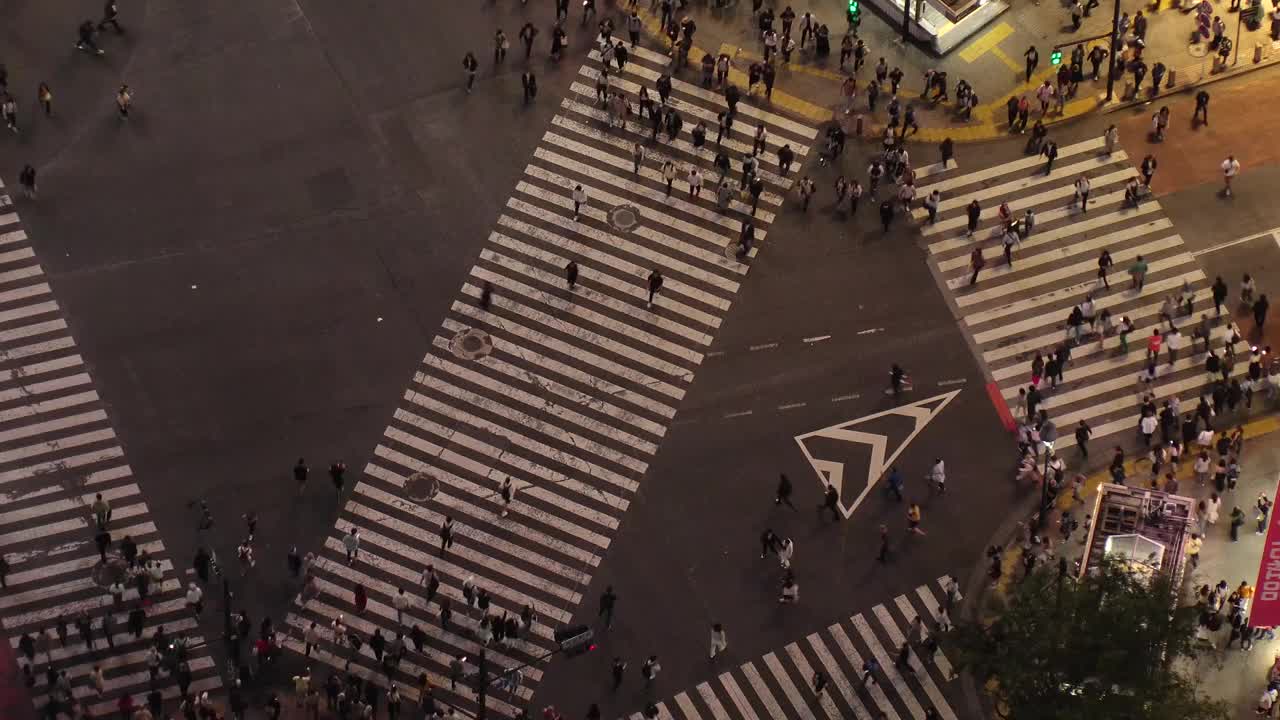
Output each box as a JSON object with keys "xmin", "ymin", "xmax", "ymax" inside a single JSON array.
[
  {"xmin": 631, "ymin": 0, "xmax": 1280, "ymax": 142},
  {"xmin": 977, "ymin": 411, "xmax": 1280, "ymax": 718}
]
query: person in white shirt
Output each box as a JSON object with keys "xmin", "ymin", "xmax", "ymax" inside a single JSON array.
[
  {"xmin": 709, "ymin": 624, "xmax": 727, "ymax": 658},
  {"xmin": 687, "ymin": 168, "xmax": 703, "ymax": 199},
  {"xmin": 1222, "ymin": 155, "xmax": 1240, "ymax": 195},
  {"xmin": 572, "ymin": 184, "xmax": 588, "ymax": 220}
]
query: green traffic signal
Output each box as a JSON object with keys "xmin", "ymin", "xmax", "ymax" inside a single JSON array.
[
  {"xmin": 1050, "ymin": 50, "xmax": 1063, "ymax": 65},
  {"xmin": 848, "ymin": 0, "xmax": 861, "ymax": 22}
]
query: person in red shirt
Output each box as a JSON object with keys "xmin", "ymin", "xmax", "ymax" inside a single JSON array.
[
  {"xmin": 1146, "ymin": 330, "xmax": 1163, "ymax": 362},
  {"xmin": 117, "ymin": 694, "xmax": 134, "ymax": 718}
]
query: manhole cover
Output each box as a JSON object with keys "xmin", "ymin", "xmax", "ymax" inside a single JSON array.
[
  {"xmin": 1188, "ymin": 42, "xmax": 1208, "ymax": 58},
  {"xmin": 405, "ymin": 471, "xmax": 441, "ymax": 502},
  {"xmin": 92, "ymin": 558, "xmax": 128, "ymax": 588},
  {"xmin": 609, "ymin": 205, "xmax": 641, "ymax": 232},
  {"xmin": 449, "ymin": 328, "xmax": 493, "ymax": 360}
]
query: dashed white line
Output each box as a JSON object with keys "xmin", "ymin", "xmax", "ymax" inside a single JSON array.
[
  {"xmin": 856, "ymin": 328, "xmax": 885, "ymax": 335},
  {"xmin": 803, "ymin": 335, "xmax": 832, "ymax": 343},
  {"xmin": 724, "ymin": 410, "xmax": 754, "ymax": 419},
  {"xmin": 830, "ymin": 393, "xmax": 860, "ymax": 402},
  {"xmin": 748, "ymin": 342, "xmax": 780, "ymax": 351},
  {"xmin": 937, "ymin": 378, "xmax": 968, "ymax": 386},
  {"xmin": 707, "ymin": 351, "xmax": 726, "ymax": 358},
  {"xmin": 776, "ymin": 402, "xmax": 807, "ymax": 410}
]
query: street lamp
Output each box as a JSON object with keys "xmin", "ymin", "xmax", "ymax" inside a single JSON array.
[{"xmin": 1037, "ymin": 421, "xmax": 1058, "ymax": 530}]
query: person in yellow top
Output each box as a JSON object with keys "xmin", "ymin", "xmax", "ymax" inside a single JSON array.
[
  {"xmin": 907, "ymin": 503, "xmax": 927, "ymax": 536},
  {"xmin": 1184, "ymin": 534, "xmax": 1202, "ymax": 569}
]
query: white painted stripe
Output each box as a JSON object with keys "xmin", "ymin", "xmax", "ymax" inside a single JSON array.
[
  {"xmin": 389, "ymin": 409, "xmax": 630, "ymax": 515},
  {"xmin": 479, "ymin": 249, "xmax": 713, "ymax": 346},
  {"xmin": 307, "ymin": 556, "xmax": 558, "ymax": 655},
  {"xmin": 918, "ymin": 584, "xmax": 946, "ymax": 622},
  {"xmin": 0, "ymin": 318, "xmax": 68, "ymax": 344},
  {"xmin": 806, "ymin": 632, "xmax": 876, "ymax": 720},
  {"xmin": 533, "ymin": 145, "xmax": 776, "ymax": 237},
  {"xmin": 873, "ymin": 604, "xmax": 957, "ymax": 720},
  {"xmin": 498, "ymin": 209, "xmax": 733, "ymax": 309},
  {"xmin": 971, "ymin": 269, "xmax": 1204, "ymax": 344},
  {"xmin": 917, "ymin": 136, "xmax": 1107, "ymax": 194},
  {"xmin": 0, "ymin": 558, "xmax": 172, "ymax": 611},
  {"xmin": 40, "ymin": 651, "xmax": 213, "ymax": 702},
  {"xmin": 421, "ymin": 350, "xmax": 661, "ymax": 454},
  {"xmin": 0, "ymin": 387, "xmax": 94, "ymax": 429},
  {"xmin": 84, "ymin": 676, "xmax": 223, "ymax": 719},
  {"xmin": 460, "ymin": 279, "xmax": 693, "ymax": 385},
  {"xmin": 741, "ymin": 661, "xmax": 790, "ymax": 720},
  {"xmin": 452, "ymin": 298, "xmax": 687, "ymax": 401},
  {"xmin": 0, "ymin": 264, "xmax": 46, "ymax": 288},
  {"xmin": 574, "ymin": 71, "xmax": 794, "ymax": 173},
  {"xmin": 916, "ymin": 152, "xmax": 1130, "ymax": 216},
  {"xmin": 364, "ymin": 460, "xmax": 606, "ymax": 562},
  {"xmin": 551, "ymin": 113, "xmax": 791, "ymax": 194},
  {"xmin": 0, "ymin": 444, "xmax": 123, "ymax": 486},
  {"xmin": 0, "ymin": 501, "xmax": 147, "ymax": 547},
  {"xmin": 936, "ymin": 204, "xmax": 1167, "ymax": 271},
  {"xmin": 541, "ymin": 129, "xmax": 781, "ymax": 211},
  {"xmin": 281, "ymin": 612, "xmax": 522, "ymax": 714},
  {"xmin": 403, "ymin": 383, "xmax": 643, "ymax": 491},
  {"xmin": 26, "ymin": 617, "xmax": 199, "ymax": 672},
  {"xmin": 827, "ymin": 624, "xmax": 901, "ymax": 720},
  {"xmin": 0, "ymin": 282, "xmax": 51, "ymax": 306},
  {"xmin": 9, "ymin": 593, "xmax": 183, "ymax": 648},
  {"xmin": 982, "ymin": 294, "xmax": 1215, "ymax": 365},
  {"xmin": 784, "ymin": 642, "xmax": 840, "ymax": 720},
  {"xmin": 489, "ymin": 231, "xmax": 721, "ymax": 330},
  {"xmin": 894, "ymin": 594, "xmax": 954, "ymax": 679},
  {"xmin": 924, "ymin": 169, "xmax": 1133, "ymax": 238},
  {"xmin": 441, "ymin": 315, "xmax": 678, "ymax": 418},
  {"xmin": 913, "ymin": 160, "xmax": 959, "ymax": 180},
  {"xmin": 977, "ymin": 272, "xmax": 1208, "ymax": 351},
  {"xmin": 470, "ymin": 259, "xmax": 706, "ymax": 364},
  {"xmin": 0, "ymin": 298, "xmax": 59, "ymax": 325},
  {"xmin": 619, "ymin": 45, "xmax": 820, "ymax": 139},
  {"xmin": 0, "ymin": 228, "xmax": 28, "ymax": 245},
  {"xmin": 719, "ymin": 671, "xmax": 762, "ymax": 720},
  {"xmin": 2, "ymin": 578, "xmax": 180, "ymax": 630},
  {"xmin": 342, "ymin": 500, "xmax": 586, "ymax": 600},
  {"xmin": 6, "ymin": 539, "xmax": 161, "ymax": 587},
  {"xmin": 675, "ymin": 691, "xmax": 704, "ymax": 720},
  {"xmin": 697, "ymin": 681, "xmax": 733, "ymax": 720},
  {"xmin": 963, "ymin": 249, "xmax": 1196, "ymax": 325},
  {"xmin": 3, "ymin": 520, "xmax": 155, "ymax": 573},
  {"xmin": 764, "ymin": 650, "xmax": 818, "ymax": 720},
  {"xmin": 0, "ymin": 427, "xmax": 117, "ymax": 466},
  {"xmin": 949, "ymin": 220, "xmax": 1174, "ymax": 294},
  {"xmin": 0, "ymin": 337, "xmax": 78, "ymax": 364},
  {"xmin": 0, "ymin": 353, "xmax": 84, "ymax": 384},
  {"xmin": 0, "ymin": 478, "xmax": 133, "ymax": 528},
  {"xmin": 429, "ymin": 335, "xmax": 667, "ymax": 439},
  {"xmin": 0, "ymin": 408, "xmax": 107, "ymax": 447},
  {"xmin": 852, "ymin": 613, "xmax": 926, "ymax": 720},
  {"xmin": 656, "ymin": 703, "xmax": 679, "ymax": 720},
  {"xmin": 0, "ymin": 247, "xmax": 37, "ymax": 268},
  {"xmin": 0, "ymin": 373, "xmax": 92, "ymax": 406},
  {"xmin": 928, "ymin": 187, "xmax": 1135, "ymax": 253},
  {"xmin": 355, "ymin": 478, "xmax": 600, "ymax": 571},
  {"xmin": 520, "ymin": 162, "xmax": 757, "ymax": 267}
]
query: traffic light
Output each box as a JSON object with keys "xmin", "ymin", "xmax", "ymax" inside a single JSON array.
[
  {"xmin": 554, "ymin": 624, "xmax": 596, "ymax": 657},
  {"xmin": 847, "ymin": 0, "xmax": 861, "ymax": 25},
  {"xmin": 1050, "ymin": 49, "xmax": 1062, "ymax": 65}
]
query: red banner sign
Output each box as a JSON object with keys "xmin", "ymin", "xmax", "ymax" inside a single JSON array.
[{"xmin": 1252, "ymin": 477, "xmax": 1280, "ymax": 627}]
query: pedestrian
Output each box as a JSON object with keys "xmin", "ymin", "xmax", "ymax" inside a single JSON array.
[
  {"xmin": 1255, "ymin": 294, "xmax": 1270, "ymax": 331},
  {"xmin": 779, "ymin": 575, "xmax": 799, "ymax": 603},
  {"xmin": 499, "ymin": 477, "xmax": 516, "ymax": 517},
  {"xmin": 965, "ymin": 199, "xmax": 981, "ymax": 237},
  {"xmin": 1024, "ymin": 46, "xmax": 1039, "ymax": 82},
  {"xmin": 494, "ymin": 29, "xmax": 508, "ymax": 64},
  {"xmin": 186, "ymin": 581, "xmax": 204, "ymax": 615},
  {"xmin": 1259, "ymin": 493, "xmax": 1273, "ymax": 534},
  {"xmin": 1, "ymin": 93, "xmax": 17, "ymax": 133},
  {"xmin": 521, "ymin": 71, "xmax": 537, "ymax": 103},
  {"xmin": 940, "ymin": 137, "xmax": 955, "ymax": 168},
  {"xmin": 877, "ymin": 524, "xmax": 891, "ymax": 563},
  {"xmin": 774, "ymin": 473, "xmax": 796, "ymax": 508},
  {"xmin": 572, "ymin": 184, "xmax": 587, "ymax": 220},
  {"xmin": 329, "ymin": 460, "xmax": 346, "ymax": 497},
  {"xmin": 462, "ymin": 53, "xmax": 479, "ymax": 93},
  {"xmin": 709, "ymin": 623, "xmax": 727, "ymax": 659},
  {"xmin": 77, "ymin": 20, "xmax": 105, "ymax": 55},
  {"xmin": 906, "ymin": 502, "xmax": 926, "ymax": 536},
  {"xmin": 439, "ymin": 514, "xmax": 455, "ymax": 556},
  {"xmin": 819, "ymin": 483, "xmax": 840, "ymax": 520},
  {"xmin": 95, "ymin": 528, "xmax": 111, "ymax": 562},
  {"xmin": 1129, "ymin": 254, "xmax": 1148, "ymax": 290},
  {"xmin": 778, "ymin": 536, "xmax": 795, "ymax": 569},
  {"xmin": 1222, "ymin": 155, "xmax": 1240, "ymax": 196},
  {"xmin": 1194, "ymin": 89, "xmax": 1210, "ymax": 125},
  {"xmin": 99, "ymin": 1, "xmax": 122, "ymax": 32},
  {"xmin": 115, "ymin": 84, "xmax": 132, "ymax": 118},
  {"xmin": 646, "ymin": 269, "xmax": 663, "ymax": 308},
  {"xmin": 1231, "ymin": 505, "xmax": 1245, "ymax": 541},
  {"xmin": 879, "ymin": 200, "xmax": 894, "ymax": 233},
  {"xmin": 688, "ymin": 167, "xmax": 703, "ymax": 199},
  {"xmin": 641, "ymin": 655, "xmax": 661, "ymax": 684},
  {"xmin": 18, "ymin": 165, "xmax": 36, "ymax": 199},
  {"xmin": 599, "ymin": 585, "xmax": 617, "ymax": 628},
  {"xmin": 91, "ymin": 492, "xmax": 112, "ymax": 528},
  {"xmin": 798, "ymin": 175, "xmax": 816, "ymax": 211},
  {"xmin": 519, "ymin": 22, "xmax": 538, "ymax": 60},
  {"xmin": 924, "ymin": 190, "xmax": 941, "ymax": 224},
  {"xmin": 342, "ymin": 527, "xmax": 360, "ymax": 564},
  {"xmin": 1041, "ymin": 139, "xmax": 1058, "ymax": 174}
]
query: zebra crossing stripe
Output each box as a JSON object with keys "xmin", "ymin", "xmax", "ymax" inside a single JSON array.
[
  {"xmin": 806, "ymin": 632, "xmax": 876, "ymax": 720},
  {"xmin": 851, "ymin": 614, "xmax": 926, "ymax": 720},
  {"xmin": 873, "ymin": 604, "xmax": 957, "ymax": 720},
  {"xmin": 697, "ymin": 680, "xmax": 733, "ymax": 720},
  {"xmin": 784, "ymin": 642, "xmax": 841, "ymax": 720},
  {"xmin": 718, "ymin": 671, "xmax": 762, "ymax": 720},
  {"xmin": 916, "ymin": 151, "xmax": 1130, "ymax": 216},
  {"xmin": 828, "ymin": 623, "xmax": 902, "ymax": 720},
  {"xmin": 741, "ymin": 661, "xmax": 789, "ymax": 720},
  {"xmin": 919, "ymin": 136, "xmax": 1106, "ymax": 193}
]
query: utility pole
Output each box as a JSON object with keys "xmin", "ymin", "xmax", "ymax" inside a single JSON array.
[
  {"xmin": 901, "ymin": 0, "xmax": 912, "ymax": 44},
  {"xmin": 1105, "ymin": 0, "xmax": 1122, "ymax": 101}
]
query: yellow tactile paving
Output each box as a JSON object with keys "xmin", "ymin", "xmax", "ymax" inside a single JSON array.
[{"xmin": 959, "ymin": 21, "xmax": 1015, "ymax": 63}]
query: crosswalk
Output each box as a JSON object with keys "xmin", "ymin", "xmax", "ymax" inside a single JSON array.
[
  {"xmin": 282, "ymin": 43, "xmax": 819, "ymax": 716},
  {"xmin": 915, "ymin": 137, "xmax": 1243, "ymax": 451},
  {"xmin": 0, "ymin": 187, "xmax": 222, "ymax": 714},
  {"xmin": 629, "ymin": 578, "xmax": 960, "ymax": 720}
]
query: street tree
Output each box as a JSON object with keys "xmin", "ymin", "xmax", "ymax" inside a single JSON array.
[{"xmin": 948, "ymin": 555, "xmax": 1229, "ymax": 720}]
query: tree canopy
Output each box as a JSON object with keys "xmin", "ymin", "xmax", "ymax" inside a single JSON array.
[{"xmin": 949, "ymin": 555, "xmax": 1229, "ymax": 720}]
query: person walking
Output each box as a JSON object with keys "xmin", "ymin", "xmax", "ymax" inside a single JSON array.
[
  {"xmin": 641, "ymin": 655, "xmax": 661, "ymax": 685},
  {"xmin": 1041, "ymin": 139, "xmax": 1058, "ymax": 174},
  {"xmin": 115, "ymin": 84, "xmax": 132, "ymax": 118},
  {"xmin": 1075, "ymin": 420, "xmax": 1092, "ymax": 460},
  {"xmin": 1103, "ymin": 124, "xmax": 1119, "ymax": 154},
  {"xmin": 777, "ymin": 537, "xmax": 795, "ymax": 569},
  {"xmin": 18, "ymin": 165, "xmax": 36, "ymax": 199},
  {"xmin": 439, "ymin": 515, "xmax": 455, "ymax": 556},
  {"xmin": 499, "ymin": 477, "xmax": 516, "ymax": 517},
  {"xmin": 709, "ymin": 624, "xmax": 727, "ymax": 659},
  {"xmin": 342, "ymin": 527, "xmax": 360, "ymax": 564},
  {"xmin": 77, "ymin": 21, "xmax": 105, "ymax": 55},
  {"xmin": 879, "ymin": 200, "xmax": 895, "ymax": 233},
  {"xmin": 1129, "ymin": 254, "xmax": 1148, "ymax": 290},
  {"xmin": 99, "ymin": 1, "xmax": 122, "ymax": 32},
  {"xmin": 1194, "ymin": 89, "xmax": 1210, "ymax": 125},
  {"xmin": 1254, "ymin": 294, "xmax": 1270, "ymax": 332},
  {"xmin": 969, "ymin": 247, "xmax": 985, "ymax": 286},
  {"xmin": 646, "ymin": 269, "xmax": 663, "ymax": 308},
  {"xmin": 599, "ymin": 585, "xmax": 617, "ymax": 628},
  {"xmin": 572, "ymin": 184, "xmax": 587, "ymax": 220},
  {"xmin": 877, "ymin": 524, "xmax": 891, "ymax": 562},
  {"xmin": 519, "ymin": 22, "xmax": 538, "ymax": 59},
  {"xmin": 564, "ymin": 260, "xmax": 579, "ymax": 291},
  {"xmin": 494, "ymin": 29, "xmax": 508, "ymax": 64},
  {"xmin": 775, "ymin": 473, "xmax": 796, "ymax": 508},
  {"xmin": 965, "ymin": 199, "xmax": 981, "ymax": 238},
  {"xmin": 1222, "ymin": 155, "xmax": 1240, "ymax": 196},
  {"xmin": 521, "ymin": 70, "xmax": 537, "ymax": 103},
  {"xmin": 1097, "ymin": 249, "xmax": 1113, "ymax": 290},
  {"xmin": 186, "ymin": 581, "xmax": 204, "ymax": 615},
  {"xmin": 1024, "ymin": 46, "xmax": 1039, "ymax": 82},
  {"xmin": 819, "ymin": 483, "xmax": 840, "ymax": 520},
  {"xmin": 462, "ymin": 53, "xmax": 479, "ymax": 93},
  {"xmin": 906, "ymin": 502, "xmax": 926, "ymax": 536}
]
